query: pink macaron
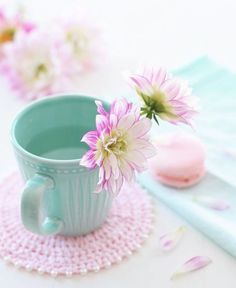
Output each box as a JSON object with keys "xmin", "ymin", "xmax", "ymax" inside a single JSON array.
[{"xmin": 149, "ymin": 132, "xmax": 205, "ymax": 188}]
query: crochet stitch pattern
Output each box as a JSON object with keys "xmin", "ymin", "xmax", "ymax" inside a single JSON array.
[{"xmin": 0, "ymin": 172, "xmax": 154, "ymax": 277}]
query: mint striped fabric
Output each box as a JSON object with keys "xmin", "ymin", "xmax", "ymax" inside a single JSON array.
[{"xmin": 139, "ymin": 56, "xmax": 236, "ymax": 258}]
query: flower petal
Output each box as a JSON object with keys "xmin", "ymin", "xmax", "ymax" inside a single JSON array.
[
  {"xmin": 95, "ymin": 100, "xmax": 108, "ymax": 116},
  {"xmin": 159, "ymin": 226, "xmax": 186, "ymax": 252},
  {"xmin": 96, "ymin": 114, "xmax": 108, "ymax": 133},
  {"xmin": 110, "ymin": 98, "xmax": 129, "ymax": 119},
  {"xmin": 161, "ymin": 80, "xmax": 181, "ymax": 100},
  {"xmin": 124, "ymin": 150, "xmax": 147, "ymax": 170},
  {"xmin": 120, "ymin": 159, "xmax": 134, "ymax": 181},
  {"xmin": 107, "ymin": 175, "xmax": 117, "ymax": 194},
  {"xmin": 103, "ymin": 158, "xmax": 112, "ymax": 180},
  {"xmin": 143, "ymin": 67, "xmax": 154, "ymax": 83},
  {"xmin": 152, "ymin": 67, "xmax": 168, "ymax": 87},
  {"xmin": 193, "ymin": 196, "xmax": 230, "ymax": 211},
  {"xmin": 109, "ymin": 113, "xmax": 118, "ymax": 129},
  {"xmin": 81, "ymin": 130, "xmax": 98, "ymax": 148},
  {"xmin": 171, "ymin": 256, "xmax": 212, "ymax": 280},
  {"xmin": 132, "ymin": 140, "xmax": 156, "ymax": 158},
  {"xmin": 129, "ymin": 74, "xmax": 153, "ymax": 95},
  {"xmin": 117, "ymin": 113, "xmax": 136, "ymax": 130},
  {"xmin": 95, "ymin": 150, "xmax": 104, "ymax": 166},
  {"xmin": 224, "ymin": 148, "xmax": 236, "ymax": 158},
  {"xmin": 115, "ymin": 175, "xmax": 124, "ymax": 195},
  {"xmin": 98, "ymin": 167, "xmax": 106, "ymax": 184},
  {"xmin": 109, "ymin": 152, "xmax": 120, "ymax": 179},
  {"xmin": 128, "ymin": 117, "xmax": 152, "ymax": 138},
  {"xmin": 80, "ymin": 150, "xmax": 96, "ymax": 168},
  {"xmin": 95, "ymin": 184, "xmax": 102, "ymax": 193}
]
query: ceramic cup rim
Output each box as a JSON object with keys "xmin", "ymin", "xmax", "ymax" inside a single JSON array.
[{"xmin": 10, "ymin": 93, "xmax": 105, "ymax": 165}]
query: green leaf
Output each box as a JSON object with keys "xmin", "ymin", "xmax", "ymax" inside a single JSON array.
[
  {"xmin": 139, "ymin": 92, "xmax": 150, "ymax": 105},
  {"xmin": 153, "ymin": 113, "xmax": 159, "ymax": 125},
  {"xmin": 147, "ymin": 111, "xmax": 153, "ymax": 119}
]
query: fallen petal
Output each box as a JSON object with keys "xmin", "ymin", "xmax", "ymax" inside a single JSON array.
[
  {"xmin": 159, "ymin": 226, "xmax": 186, "ymax": 252},
  {"xmin": 193, "ymin": 196, "xmax": 230, "ymax": 211},
  {"xmin": 171, "ymin": 256, "xmax": 212, "ymax": 280},
  {"xmin": 223, "ymin": 149, "xmax": 236, "ymax": 159}
]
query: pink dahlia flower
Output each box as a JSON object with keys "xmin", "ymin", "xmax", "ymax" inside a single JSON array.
[
  {"xmin": 53, "ymin": 19, "xmax": 104, "ymax": 75},
  {"xmin": 128, "ymin": 68, "xmax": 198, "ymax": 126},
  {"xmin": 1, "ymin": 31, "xmax": 72, "ymax": 100},
  {"xmin": 80, "ymin": 99, "xmax": 156, "ymax": 194},
  {"xmin": 0, "ymin": 8, "xmax": 35, "ymax": 57}
]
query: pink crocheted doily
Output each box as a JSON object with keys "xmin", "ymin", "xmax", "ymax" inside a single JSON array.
[{"xmin": 0, "ymin": 172, "xmax": 153, "ymax": 277}]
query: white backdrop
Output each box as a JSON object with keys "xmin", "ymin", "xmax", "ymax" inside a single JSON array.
[{"xmin": 0, "ymin": 0, "xmax": 236, "ymax": 287}]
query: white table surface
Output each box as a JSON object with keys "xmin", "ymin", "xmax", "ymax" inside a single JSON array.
[{"xmin": 0, "ymin": 0, "xmax": 236, "ymax": 287}]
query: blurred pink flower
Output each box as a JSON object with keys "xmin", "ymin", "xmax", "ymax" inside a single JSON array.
[
  {"xmin": 128, "ymin": 68, "xmax": 198, "ymax": 126},
  {"xmin": 1, "ymin": 31, "xmax": 71, "ymax": 100},
  {"xmin": 0, "ymin": 8, "xmax": 35, "ymax": 57},
  {"xmin": 1, "ymin": 16, "xmax": 104, "ymax": 100},
  {"xmin": 80, "ymin": 99, "xmax": 156, "ymax": 194},
  {"xmin": 54, "ymin": 19, "xmax": 104, "ymax": 76}
]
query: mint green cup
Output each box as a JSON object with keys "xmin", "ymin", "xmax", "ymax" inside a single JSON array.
[{"xmin": 11, "ymin": 95, "xmax": 113, "ymax": 236}]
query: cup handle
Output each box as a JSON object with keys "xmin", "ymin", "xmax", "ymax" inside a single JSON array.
[{"xmin": 21, "ymin": 173, "xmax": 63, "ymax": 235}]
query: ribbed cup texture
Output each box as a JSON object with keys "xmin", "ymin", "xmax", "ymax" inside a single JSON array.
[
  {"xmin": 57, "ymin": 171, "xmax": 113, "ymax": 236},
  {"xmin": 15, "ymin": 151, "xmax": 113, "ymax": 236}
]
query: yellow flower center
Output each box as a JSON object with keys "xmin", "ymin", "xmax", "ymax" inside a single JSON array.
[
  {"xmin": 97, "ymin": 130, "xmax": 128, "ymax": 159},
  {"xmin": 34, "ymin": 63, "xmax": 47, "ymax": 79},
  {"xmin": 66, "ymin": 28, "xmax": 89, "ymax": 58},
  {"xmin": 0, "ymin": 27, "xmax": 16, "ymax": 44}
]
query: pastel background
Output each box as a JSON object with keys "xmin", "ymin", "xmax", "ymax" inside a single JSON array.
[{"xmin": 0, "ymin": 0, "xmax": 236, "ymax": 288}]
